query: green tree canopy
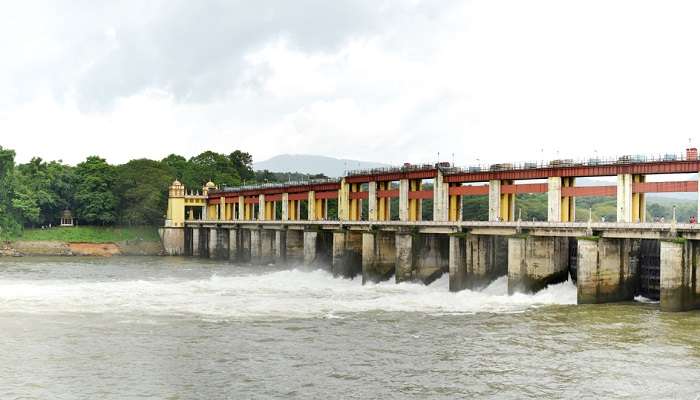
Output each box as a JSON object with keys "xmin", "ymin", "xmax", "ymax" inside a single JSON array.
[{"xmin": 74, "ymin": 156, "xmax": 117, "ymax": 225}]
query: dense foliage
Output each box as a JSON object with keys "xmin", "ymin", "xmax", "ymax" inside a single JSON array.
[{"xmin": 0, "ymin": 146, "xmax": 260, "ymax": 239}]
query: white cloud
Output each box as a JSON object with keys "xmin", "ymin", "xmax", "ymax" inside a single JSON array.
[{"xmin": 2, "ymin": 1, "xmax": 700, "ymax": 167}]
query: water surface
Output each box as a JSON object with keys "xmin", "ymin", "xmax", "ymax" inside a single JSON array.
[{"xmin": 1, "ymin": 257, "xmax": 699, "ymax": 399}]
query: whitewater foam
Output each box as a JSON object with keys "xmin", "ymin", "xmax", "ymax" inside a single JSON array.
[{"xmin": 0, "ymin": 268, "xmax": 577, "ymax": 318}]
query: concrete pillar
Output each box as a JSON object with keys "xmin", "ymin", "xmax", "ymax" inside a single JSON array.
[
  {"xmin": 285, "ymin": 230, "xmax": 304, "ymax": 263},
  {"xmin": 577, "ymin": 238, "xmax": 638, "ymax": 304},
  {"xmin": 208, "ymin": 228, "xmax": 218, "ymax": 258},
  {"xmin": 332, "ymin": 230, "xmax": 363, "ymax": 278},
  {"xmin": 660, "ymin": 240, "xmax": 699, "ymax": 312},
  {"xmin": 275, "ymin": 230, "xmax": 286, "ymax": 263},
  {"xmin": 259, "ymin": 229, "xmax": 275, "ymax": 264},
  {"xmin": 449, "ymin": 234, "xmax": 508, "ymax": 291},
  {"xmin": 159, "ymin": 227, "xmax": 185, "ymax": 256},
  {"xmin": 507, "ymin": 236, "xmax": 570, "ymax": 294},
  {"xmin": 239, "ymin": 229, "xmax": 251, "ymax": 263},
  {"xmin": 399, "ymin": 179, "xmax": 409, "ymax": 222},
  {"xmin": 433, "ymin": 170, "xmax": 449, "ymax": 222},
  {"xmin": 394, "ymin": 232, "xmax": 448, "ymax": 284},
  {"xmin": 258, "ymin": 194, "xmax": 266, "ymax": 221},
  {"xmin": 395, "ymin": 233, "xmax": 414, "ymax": 283},
  {"xmin": 361, "ymin": 231, "xmax": 396, "ymax": 283},
  {"xmin": 617, "ymin": 173, "xmax": 633, "ymax": 223},
  {"xmin": 303, "ymin": 231, "xmax": 318, "ymax": 265},
  {"xmin": 229, "ymin": 228, "xmax": 239, "ymax": 261},
  {"xmin": 368, "ymin": 182, "xmax": 378, "ymax": 221},
  {"xmin": 308, "ymin": 191, "xmax": 316, "ymax": 221},
  {"xmin": 282, "ymin": 193, "xmax": 289, "ymax": 221},
  {"xmin": 250, "ymin": 229, "xmax": 261, "ymax": 262},
  {"xmin": 338, "ymin": 179, "xmax": 350, "ymax": 221},
  {"xmin": 547, "ymin": 177, "xmax": 562, "ymax": 222},
  {"xmin": 191, "ymin": 227, "xmax": 200, "ymax": 256},
  {"xmin": 238, "ymin": 196, "xmax": 244, "ymax": 220},
  {"xmin": 488, "ymin": 180, "xmax": 501, "ymax": 221}
]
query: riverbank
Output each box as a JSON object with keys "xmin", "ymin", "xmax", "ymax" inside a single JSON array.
[{"xmin": 1, "ymin": 227, "xmax": 162, "ymax": 257}]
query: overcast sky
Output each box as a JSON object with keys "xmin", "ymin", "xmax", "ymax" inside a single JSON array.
[{"xmin": 2, "ymin": 1, "xmax": 700, "ymax": 166}]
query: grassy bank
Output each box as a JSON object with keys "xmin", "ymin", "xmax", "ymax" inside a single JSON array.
[{"xmin": 9, "ymin": 226, "xmax": 160, "ymax": 243}]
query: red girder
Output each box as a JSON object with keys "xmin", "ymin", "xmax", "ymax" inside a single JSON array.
[
  {"xmin": 288, "ymin": 192, "xmax": 307, "ymax": 201},
  {"xmin": 408, "ymin": 190, "xmax": 434, "ymax": 200},
  {"xmin": 315, "ymin": 191, "xmax": 338, "ymax": 200},
  {"xmin": 377, "ymin": 189, "xmax": 400, "ymax": 198},
  {"xmin": 345, "ymin": 169, "xmax": 438, "ymax": 184},
  {"xmin": 501, "ymin": 183, "xmax": 547, "ymax": 194},
  {"xmin": 349, "ymin": 191, "xmax": 369, "ymax": 200},
  {"xmin": 633, "ymin": 180, "xmax": 698, "ymax": 193},
  {"xmin": 444, "ymin": 160, "xmax": 700, "ymax": 183},
  {"xmin": 449, "ymin": 185, "xmax": 489, "ymax": 196},
  {"xmin": 562, "ymin": 186, "xmax": 616, "ymax": 197}
]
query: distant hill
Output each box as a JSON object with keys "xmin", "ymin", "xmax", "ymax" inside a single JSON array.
[{"xmin": 253, "ymin": 154, "xmax": 391, "ymax": 178}]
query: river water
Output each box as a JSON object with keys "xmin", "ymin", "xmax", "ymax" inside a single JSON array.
[{"xmin": 0, "ymin": 257, "xmax": 699, "ymax": 399}]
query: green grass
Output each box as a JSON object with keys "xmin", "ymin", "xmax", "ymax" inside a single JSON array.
[{"xmin": 9, "ymin": 226, "xmax": 160, "ymax": 243}]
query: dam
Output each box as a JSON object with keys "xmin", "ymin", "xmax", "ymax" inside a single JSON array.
[{"xmin": 160, "ymin": 150, "xmax": 700, "ymax": 312}]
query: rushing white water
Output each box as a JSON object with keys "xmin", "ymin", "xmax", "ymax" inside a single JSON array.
[
  {"xmin": 2, "ymin": 258, "xmax": 699, "ymax": 400},
  {"xmin": 0, "ymin": 266, "xmax": 576, "ymax": 318}
]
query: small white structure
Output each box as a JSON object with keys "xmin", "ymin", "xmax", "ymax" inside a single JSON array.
[{"xmin": 60, "ymin": 210, "xmax": 75, "ymax": 227}]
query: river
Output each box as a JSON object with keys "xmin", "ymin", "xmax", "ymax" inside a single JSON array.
[{"xmin": 0, "ymin": 257, "xmax": 699, "ymax": 399}]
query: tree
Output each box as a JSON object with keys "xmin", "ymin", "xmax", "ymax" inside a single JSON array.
[
  {"xmin": 74, "ymin": 156, "xmax": 117, "ymax": 225},
  {"xmin": 0, "ymin": 147, "xmax": 21, "ymax": 238},
  {"xmin": 14, "ymin": 158, "xmax": 76, "ymax": 226},
  {"xmin": 185, "ymin": 151, "xmax": 242, "ymax": 189},
  {"xmin": 114, "ymin": 159, "xmax": 173, "ymax": 225}
]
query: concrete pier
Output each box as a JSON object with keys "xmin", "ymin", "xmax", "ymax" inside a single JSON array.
[
  {"xmin": 238, "ymin": 228, "xmax": 251, "ymax": 263},
  {"xmin": 159, "ymin": 227, "xmax": 185, "ymax": 256},
  {"xmin": 362, "ymin": 231, "xmax": 396, "ymax": 284},
  {"xmin": 303, "ymin": 230, "xmax": 332, "ymax": 268},
  {"xmin": 259, "ymin": 229, "xmax": 275, "ymax": 264},
  {"xmin": 285, "ymin": 230, "xmax": 304, "ymax": 264},
  {"xmin": 275, "ymin": 230, "xmax": 287, "ymax": 264},
  {"xmin": 577, "ymin": 238, "xmax": 639, "ymax": 304},
  {"xmin": 332, "ymin": 230, "xmax": 362, "ymax": 278},
  {"xmin": 507, "ymin": 236, "xmax": 570, "ymax": 294},
  {"xmin": 229, "ymin": 228, "xmax": 240, "ymax": 261},
  {"xmin": 660, "ymin": 240, "xmax": 700, "ymax": 312},
  {"xmin": 191, "ymin": 227, "xmax": 200, "ymax": 256},
  {"xmin": 449, "ymin": 235, "xmax": 508, "ymax": 292},
  {"xmin": 396, "ymin": 232, "xmax": 449, "ymax": 284}
]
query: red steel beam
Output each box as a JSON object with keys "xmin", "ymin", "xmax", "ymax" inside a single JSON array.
[
  {"xmin": 288, "ymin": 192, "xmax": 308, "ymax": 201},
  {"xmin": 377, "ymin": 189, "xmax": 400, "ymax": 198},
  {"xmin": 633, "ymin": 180, "xmax": 698, "ymax": 193},
  {"xmin": 562, "ymin": 186, "xmax": 616, "ymax": 197},
  {"xmin": 408, "ymin": 190, "xmax": 433, "ymax": 200},
  {"xmin": 265, "ymin": 194, "xmax": 283, "ymax": 201},
  {"xmin": 315, "ymin": 191, "xmax": 338, "ymax": 200},
  {"xmin": 345, "ymin": 169, "xmax": 438, "ymax": 184},
  {"xmin": 449, "ymin": 185, "xmax": 489, "ymax": 196},
  {"xmin": 244, "ymin": 197, "xmax": 259, "ymax": 204},
  {"xmin": 502, "ymin": 183, "xmax": 547, "ymax": 194},
  {"xmin": 349, "ymin": 191, "xmax": 369, "ymax": 200},
  {"xmin": 444, "ymin": 160, "xmax": 700, "ymax": 183}
]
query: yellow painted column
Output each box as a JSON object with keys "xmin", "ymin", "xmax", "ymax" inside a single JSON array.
[
  {"xmin": 349, "ymin": 184, "xmax": 361, "ymax": 221},
  {"xmin": 308, "ymin": 191, "xmax": 316, "ymax": 221},
  {"xmin": 316, "ymin": 198, "xmax": 324, "ymax": 220},
  {"xmin": 448, "ymin": 183, "xmax": 460, "ymax": 222},
  {"xmin": 632, "ymin": 175, "xmax": 646, "ymax": 222},
  {"xmin": 408, "ymin": 179, "xmax": 421, "ymax": 221},
  {"xmin": 377, "ymin": 182, "xmax": 386, "ymax": 221},
  {"xmin": 289, "ymin": 200, "xmax": 296, "ymax": 220},
  {"xmin": 499, "ymin": 180, "xmax": 515, "ymax": 222}
]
